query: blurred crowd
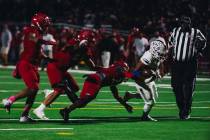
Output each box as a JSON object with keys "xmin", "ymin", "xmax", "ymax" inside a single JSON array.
[
  {"xmin": 0, "ymin": 0, "xmax": 208, "ymax": 72},
  {"xmin": 0, "ymin": 0, "xmax": 207, "ymax": 30}
]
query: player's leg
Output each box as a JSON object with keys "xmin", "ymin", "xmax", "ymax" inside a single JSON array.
[
  {"xmin": 33, "ymin": 63, "xmax": 64, "ymax": 120},
  {"xmin": 137, "ymin": 82, "xmax": 158, "ymax": 121},
  {"xmin": 123, "ymin": 91, "xmax": 142, "ymax": 102},
  {"xmin": 20, "ymin": 88, "xmax": 38, "ymax": 122},
  {"xmin": 63, "ymin": 72, "xmax": 79, "ymax": 103},
  {"xmin": 33, "ymin": 89, "xmax": 62, "ymax": 120},
  {"xmin": 2, "ymin": 88, "xmax": 29, "ymax": 113},
  {"xmin": 18, "ymin": 61, "xmax": 40, "ymax": 122},
  {"xmin": 60, "ymin": 74, "xmax": 101, "ymax": 122}
]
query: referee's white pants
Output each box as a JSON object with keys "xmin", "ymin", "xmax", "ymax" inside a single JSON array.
[{"xmin": 101, "ymin": 51, "xmax": 111, "ymax": 68}]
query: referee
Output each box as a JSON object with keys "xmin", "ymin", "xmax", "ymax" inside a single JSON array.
[{"xmin": 168, "ymin": 16, "xmax": 206, "ymax": 120}]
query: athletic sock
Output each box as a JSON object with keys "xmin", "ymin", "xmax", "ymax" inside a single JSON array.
[
  {"xmin": 8, "ymin": 96, "xmax": 16, "ymax": 104},
  {"xmin": 143, "ymin": 104, "xmax": 152, "ymax": 114}
]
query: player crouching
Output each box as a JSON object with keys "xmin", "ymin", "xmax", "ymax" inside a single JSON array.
[
  {"xmin": 60, "ymin": 60, "xmax": 133, "ymax": 122},
  {"xmin": 123, "ymin": 40, "xmax": 167, "ymax": 121}
]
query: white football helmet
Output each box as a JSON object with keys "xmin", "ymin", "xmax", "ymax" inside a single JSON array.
[{"xmin": 149, "ymin": 40, "xmax": 166, "ymax": 60}]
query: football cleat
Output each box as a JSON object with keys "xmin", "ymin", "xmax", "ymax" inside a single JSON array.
[
  {"xmin": 19, "ymin": 116, "xmax": 36, "ymax": 123},
  {"xmin": 2, "ymin": 99, "xmax": 12, "ymax": 113},
  {"xmin": 125, "ymin": 104, "xmax": 133, "ymax": 113},
  {"xmin": 141, "ymin": 115, "xmax": 157, "ymax": 122},
  {"xmin": 33, "ymin": 108, "xmax": 49, "ymax": 120},
  {"xmin": 60, "ymin": 108, "xmax": 69, "ymax": 122}
]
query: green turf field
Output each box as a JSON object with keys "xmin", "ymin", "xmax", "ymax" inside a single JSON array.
[{"xmin": 0, "ymin": 68, "xmax": 209, "ymax": 140}]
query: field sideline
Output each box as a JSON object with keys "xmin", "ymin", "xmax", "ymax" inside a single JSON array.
[{"xmin": 0, "ymin": 68, "xmax": 209, "ymax": 140}]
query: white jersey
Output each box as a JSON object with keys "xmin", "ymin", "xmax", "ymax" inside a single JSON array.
[
  {"xmin": 140, "ymin": 50, "xmax": 160, "ymax": 71},
  {"xmin": 42, "ymin": 33, "xmax": 55, "ymax": 50},
  {"xmin": 42, "ymin": 33, "xmax": 55, "ymax": 58}
]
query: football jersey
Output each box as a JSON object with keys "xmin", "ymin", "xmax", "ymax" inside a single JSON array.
[
  {"xmin": 52, "ymin": 46, "xmax": 92, "ymax": 71},
  {"xmin": 140, "ymin": 50, "xmax": 160, "ymax": 71},
  {"xmin": 20, "ymin": 26, "xmax": 42, "ymax": 65},
  {"xmin": 97, "ymin": 62, "xmax": 127, "ymax": 86},
  {"xmin": 52, "ymin": 50, "xmax": 72, "ymax": 71}
]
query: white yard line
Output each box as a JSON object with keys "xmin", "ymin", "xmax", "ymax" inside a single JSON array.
[
  {"xmin": 0, "ymin": 116, "xmax": 210, "ymax": 122},
  {"xmin": 0, "ymin": 128, "xmax": 73, "ymax": 131}
]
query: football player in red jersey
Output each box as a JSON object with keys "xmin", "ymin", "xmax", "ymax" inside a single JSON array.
[
  {"xmin": 2, "ymin": 12, "xmax": 56, "ymax": 122},
  {"xmin": 60, "ymin": 60, "xmax": 133, "ymax": 122},
  {"xmin": 33, "ymin": 30, "xmax": 98, "ymax": 120}
]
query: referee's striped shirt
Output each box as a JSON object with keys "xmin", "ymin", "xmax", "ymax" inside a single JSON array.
[{"xmin": 168, "ymin": 27, "xmax": 206, "ymax": 62}]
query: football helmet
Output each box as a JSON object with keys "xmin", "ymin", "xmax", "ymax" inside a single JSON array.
[
  {"xmin": 115, "ymin": 60, "xmax": 129, "ymax": 72},
  {"xmin": 31, "ymin": 12, "xmax": 51, "ymax": 32},
  {"xmin": 149, "ymin": 40, "xmax": 166, "ymax": 60},
  {"xmin": 78, "ymin": 29, "xmax": 95, "ymax": 42}
]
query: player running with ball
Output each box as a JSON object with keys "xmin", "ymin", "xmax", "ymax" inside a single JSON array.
[{"xmin": 123, "ymin": 40, "xmax": 167, "ymax": 121}]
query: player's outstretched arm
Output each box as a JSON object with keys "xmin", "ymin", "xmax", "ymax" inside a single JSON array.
[{"xmin": 110, "ymin": 86, "xmax": 133, "ymax": 113}]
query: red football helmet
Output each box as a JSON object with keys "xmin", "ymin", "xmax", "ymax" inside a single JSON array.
[
  {"xmin": 115, "ymin": 60, "xmax": 129, "ymax": 72},
  {"xmin": 31, "ymin": 12, "xmax": 51, "ymax": 32},
  {"xmin": 77, "ymin": 29, "xmax": 95, "ymax": 42}
]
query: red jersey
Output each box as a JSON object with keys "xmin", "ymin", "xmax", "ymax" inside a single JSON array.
[
  {"xmin": 52, "ymin": 49, "xmax": 72, "ymax": 71},
  {"xmin": 20, "ymin": 26, "xmax": 42, "ymax": 65},
  {"xmin": 97, "ymin": 61, "xmax": 128, "ymax": 86},
  {"xmin": 52, "ymin": 45, "xmax": 92, "ymax": 71}
]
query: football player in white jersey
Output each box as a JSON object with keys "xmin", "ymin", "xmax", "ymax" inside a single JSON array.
[{"xmin": 124, "ymin": 40, "xmax": 167, "ymax": 121}]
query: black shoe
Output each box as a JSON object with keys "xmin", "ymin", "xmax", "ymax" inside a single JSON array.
[
  {"xmin": 180, "ymin": 114, "xmax": 191, "ymax": 120},
  {"xmin": 125, "ymin": 104, "xmax": 133, "ymax": 113},
  {"xmin": 60, "ymin": 108, "xmax": 69, "ymax": 122},
  {"xmin": 141, "ymin": 115, "xmax": 157, "ymax": 122}
]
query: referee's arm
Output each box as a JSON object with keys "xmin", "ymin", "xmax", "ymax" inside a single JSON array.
[{"xmin": 195, "ymin": 29, "xmax": 207, "ymax": 55}]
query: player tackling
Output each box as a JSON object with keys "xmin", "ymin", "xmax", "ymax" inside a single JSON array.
[{"xmin": 60, "ymin": 60, "xmax": 133, "ymax": 122}]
